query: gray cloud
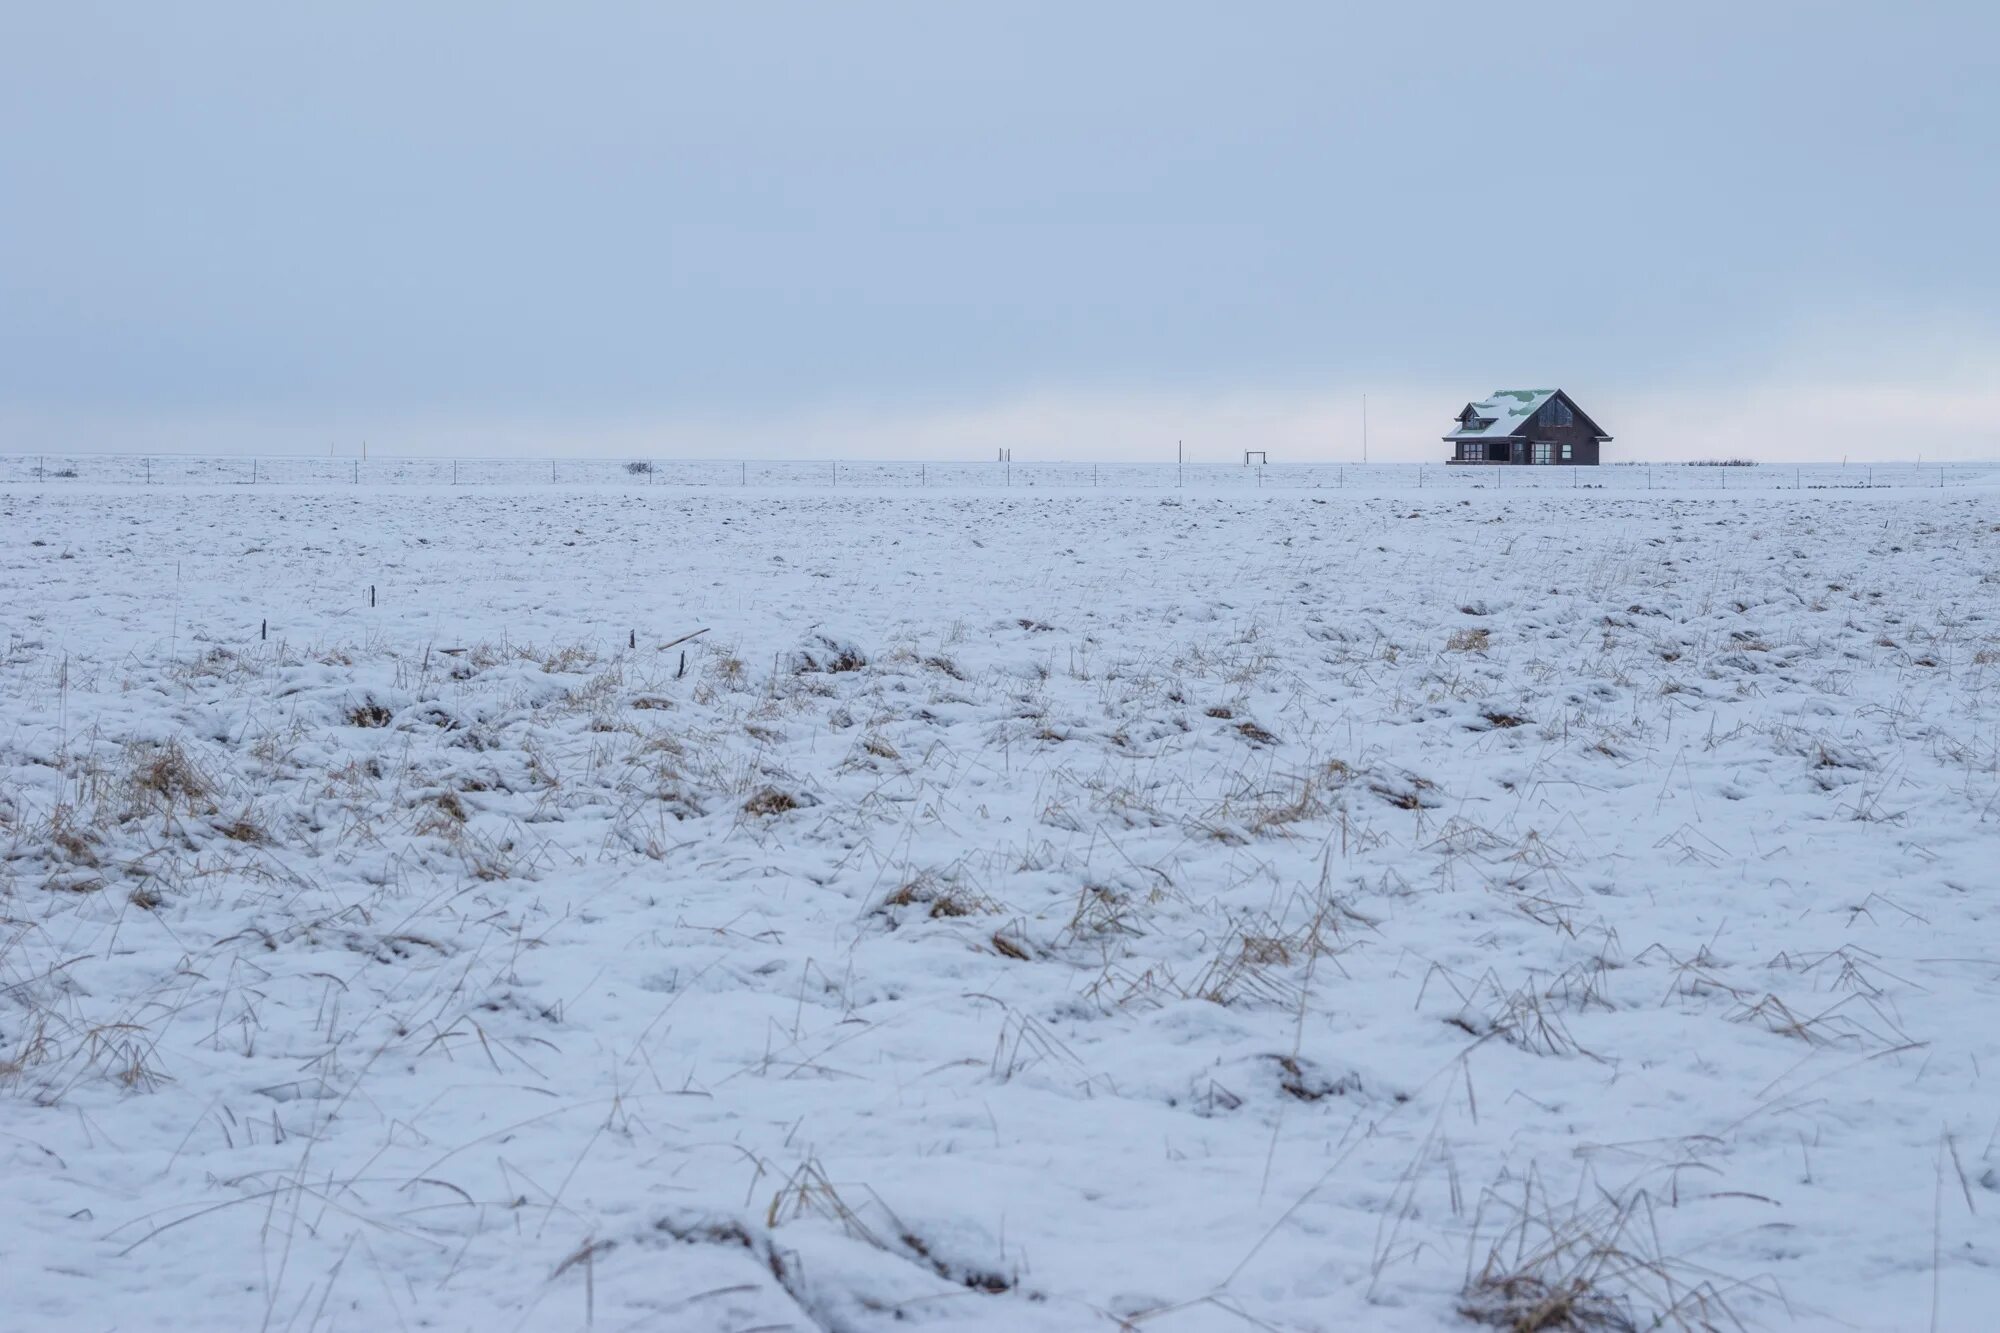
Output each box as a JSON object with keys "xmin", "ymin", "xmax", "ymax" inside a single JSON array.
[{"xmin": 3, "ymin": 2, "xmax": 1995, "ymax": 457}]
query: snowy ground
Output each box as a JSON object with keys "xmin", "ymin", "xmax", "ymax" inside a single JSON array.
[
  {"xmin": 0, "ymin": 455, "xmax": 1993, "ymax": 491},
  {"xmin": 2, "ymin": 484, "xmax": 1998, "ymax": 1332}
]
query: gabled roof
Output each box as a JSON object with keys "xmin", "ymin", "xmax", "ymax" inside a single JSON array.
[
  {"xmin": 1445, "ymin": 389, "xmax": 1555, "ymax": 439},
  {"xmin": 1443, "ymin": 389, "xmax": 1611, "ymax": 442}
]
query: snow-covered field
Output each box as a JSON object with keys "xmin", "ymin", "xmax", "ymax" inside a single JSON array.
[
  {"xmin": 0, "ymin": 455, "xmax": 1994, "ymax": 491},
  {"xmin": 3, "ymin": 484, "xmax": 1997, "ymax": 1331}
]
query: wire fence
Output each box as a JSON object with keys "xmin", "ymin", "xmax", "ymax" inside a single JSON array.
[{"xmin": 0, "ymin": 455, "xmax": 1992, "ymax": 491}]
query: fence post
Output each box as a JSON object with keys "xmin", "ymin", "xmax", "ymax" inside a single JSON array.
[
  {"xmin": 453, "ymin": 460, "xmax": 458, "ymax": 485},
  {"xmin": 145, "ymin": 457, "xmax": 151, "ymax": 485},
  {"xmin": 354, "ymin": 460, "xmax": 359, "ymax": 484}
]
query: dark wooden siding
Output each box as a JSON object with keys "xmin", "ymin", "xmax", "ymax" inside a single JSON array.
[{"xmin": 1515, "ymin": 394, "xmax": 1603, "ymax": 465}]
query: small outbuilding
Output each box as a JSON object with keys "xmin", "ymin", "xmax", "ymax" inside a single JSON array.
[{"xmin": 1444, "ymin": 389, "xmax": 1611, "ymax": 465}]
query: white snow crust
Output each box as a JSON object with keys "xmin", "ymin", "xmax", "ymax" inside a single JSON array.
[{"xmin": 3, "ymin": 484, "xmax": 1998, "ymax": 1331}]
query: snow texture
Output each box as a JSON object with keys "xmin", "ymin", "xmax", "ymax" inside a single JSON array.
[
  {"xmin": 1445, "ymin": 391, "xmax": 1560, "ymax": 441},
  {"xmin": 3, "ymin": 483, "xmax": 1999, "ymax": 1331},
  {"xmin": 0, "ymin": 456, "xmax": 1990, "ymax": 489}
]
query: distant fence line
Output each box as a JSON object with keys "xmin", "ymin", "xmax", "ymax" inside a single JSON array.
[{"xmin": 0, "ymin": 455, "xmax": 1991, "ymax": 491}]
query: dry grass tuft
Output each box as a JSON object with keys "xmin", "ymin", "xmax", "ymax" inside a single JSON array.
[
  {"xmin": 991, "ymin": 931, "xmax": 1032, "ymax": 960},
  {"xmin": 123, "ymin": 741, "xmax": 216, "ymax": 819},
  {"xmin": 540, "ymin": 644, "xmax": 597, "ymax": 674},
  {"xmin": 1062, "ymin": 883, "xmax": 1143, "ymax": 942},
  {"xmin": 1269, "ymin": 1054, "xmax": 1362, "ymax": 1102},
  {"xmin": 1462, "ymin": 1270, "xmax": 1636, "ymax": 1331},
  {"xmin": 742, "ymin": 787, "xmax": 802, "ymax": 817},
  {"xmin": 46, "ymin": 805, "xmax": 101, "ymax": 865},
  {"xmin": 882, "ymin": 874, "xmax": 997, "ymax": 920},
  {"xmin": 212, "ymin": 816, "xmax": 267, "ymax": 843},
  {"xmin": 1448, "ymin": 627, "xmax": 1492, "ymax": 652},
  {"xmin": 346, "ymin": 701, "xmax": 393, "ymax": 728},
  {"xmin": 1460, "ymin": 1172, "xmax": 1746, "ymax": 1333},
  {"xmin": 133, "ymin": 742, "xmax": 211, "ymax": 803},
  {"xmin": 1370, "ymin": 775, "xmax": 1437, "ymax": 811},
  {"xmin": 791, "ymin": 636, "xmax": 866, "ymax": 674}
]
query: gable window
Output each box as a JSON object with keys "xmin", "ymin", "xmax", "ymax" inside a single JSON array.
[{"xmin": 1542, "ymin": 399, "xmax": 1574, "ymax": 427}]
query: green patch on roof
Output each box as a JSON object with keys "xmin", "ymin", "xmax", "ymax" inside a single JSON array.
[{"xmin": 1489, "ymin": 388, "xmax": 1556, "ymax": 416}]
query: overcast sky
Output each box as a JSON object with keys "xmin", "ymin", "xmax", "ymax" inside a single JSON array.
[{"xmin": 3, "ymin": 2, "xmax": 1996, "ymax": 460}]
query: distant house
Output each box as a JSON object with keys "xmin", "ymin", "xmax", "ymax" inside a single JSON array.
[{"xmin": 1444, "ymin": 389, "xmax": 1611, "ymax": 465}]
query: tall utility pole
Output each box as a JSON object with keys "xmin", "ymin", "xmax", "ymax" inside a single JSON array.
[{"xmin": 1362, "ymin": 395, "xmax": 1369, "ymax": 464}]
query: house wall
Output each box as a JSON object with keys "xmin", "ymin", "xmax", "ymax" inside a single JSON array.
[
  {"xmin": 1524, "ymin": 431, "xmax": 1600, "ymax": 465},
  {"xmin": 1511, "ymin": 396, "xmax": 1603, "ymax": 465}
]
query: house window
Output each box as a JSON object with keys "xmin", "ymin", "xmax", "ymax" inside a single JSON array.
[
  {"xmin": 1459, "ymin": 442, "xmax": 1484, "ymax": 461},
  {"xmin": 1532, "ymin": 442, "xmax": 1554, "ymax": 465},
  {"xmin": 1543, "ymin": 399, "xmax": 1574, "ymax": 427},
  {"xmin": 1561, "ymin": 443, "xmax": 1573, "ymax": 460}
]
